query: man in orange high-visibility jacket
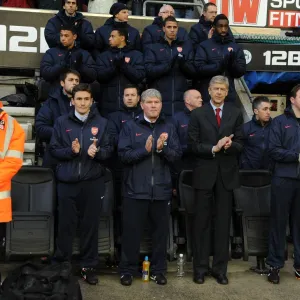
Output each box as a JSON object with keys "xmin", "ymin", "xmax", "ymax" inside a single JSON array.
[{"xmin": 0, "ymin": 101, "xmax": 25, "ymax": 222}]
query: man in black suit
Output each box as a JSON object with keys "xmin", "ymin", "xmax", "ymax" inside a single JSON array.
[{"xmin": 188, "ymin": 75, "xmax": 243, "ymax": 285}]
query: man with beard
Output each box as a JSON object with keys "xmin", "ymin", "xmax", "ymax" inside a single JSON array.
[
  {"xmin": 45, "ymin": 0, "xmax": 94, "ymax": 51},
  {"xmin": 95, "ymin": 28, "xmax": 145, "ymax": 117},
  {"xmin": 95, "ymin": 3, "xmax": 141, "ymax": 52},
  {"xmin": 41, "ymin": 25, "xmax": 97, "ymax": 89},
  {"xmin": 36, "ymin": 70, "xmax": 80, "ymax": 168},
  {"xmin": 141, "ymin": 4, "xmax": 189, "ymax": 50},
  {"xmin": 194, "ymin": 14, "xmax": 246, "ymax": 103}
]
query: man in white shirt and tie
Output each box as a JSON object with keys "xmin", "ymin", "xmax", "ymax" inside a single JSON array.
[{"xmin": 187, "ymin": 75, "xmax": 244, "ymax": 285}]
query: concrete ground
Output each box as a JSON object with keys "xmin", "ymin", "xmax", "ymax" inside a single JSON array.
[{"xmin": 2, "ymin": 255, "xmax": 299, "ymax": 300}]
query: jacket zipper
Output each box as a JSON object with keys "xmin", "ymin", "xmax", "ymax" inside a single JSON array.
[
  {"xmin": 151, "ymin": 126, "xmax": 155, "ymax": 202},
  {"xmin": 171, "ymin": 47, "xmax": 175, "ymax": 116},
  {"xmin": 78, "ymin": 126, "xmax": 84, "ymax": 179}
]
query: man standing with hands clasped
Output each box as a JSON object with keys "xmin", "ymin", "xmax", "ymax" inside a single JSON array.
[
  {"xmin": 118, "ymin": 89, "xmax": 182, "ymax": 286},
  {"xmin": 188, "ymin": 75, "xmax": 243, "ymax": 285},
  {"xmin": 50, "ymin": 83, "xmax": 112, "ymax": 285}
]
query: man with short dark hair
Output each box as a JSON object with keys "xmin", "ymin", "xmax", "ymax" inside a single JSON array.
[
  {"xmin": 144, "ymin": 16, "xmax": 195, "ymax": 117},
  {"xmin": 36, "ymin": 70, "xmax": 80, "ymax": 168},
  {"xmin": 95, "ymin": 3, "xmax": 141, "ymax": 52},
  {"xmin": 189, "ymin": 2, "xmax": 218, "ymax": 48},
  {"xmin": 188, "ymin": 75, "xmax": 243, "ymax": 285},
  {"xmin": 266, "ymin": 84, "xmax": 300, "ymax": 284},
  {"xmin": 45, "ymin": 0, "xmax": 95, "ymax": 51},
  {"xmin": 50, "ymin": 83, "xmax": 113, "ymax": 285},
  {"xmin": 194, "ymin": 14, "xmax": 246, "ymax": 103},
  {"xmin": 41, "ymin": 26, "xmax": 97, "ymax": 88},
  {"xmin": 142, "ymin": 4, "xmax": 189, "ymax": 50},
  {"xmin": 118, "ymin": 89, "xmax": 182, "ymax": 286},
  {"xmin": 96, "ymin": 28, "xmax": 145, "ymax": 116},
  {"xmin": 240, "ymin": 96, "xmax": 272, "ymax": 170}
]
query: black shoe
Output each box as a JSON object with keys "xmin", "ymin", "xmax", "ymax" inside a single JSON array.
[
  {"xmin": 120, "ymin": 274, "xmax": 133, "ymax": 286},
  {"xmin": 268, "ymin": 267, "xmax": 280, "ymax": 284},
  {"xmin": 193, "ymin": 274, "xmax": 205, "ymax": 284},
  {"xmin": 211, "ymin": 273, "xmax": 228, "ymax": 285},
  {"xmin": 81, "ymin": 268, "xmax": 98, "ymax": 285},
  {"xmin": 295, "ymin": 269, "xmax": 300, "ymax": 280},
  {"xmin": 150, "ymin": 273, "xmax": 167, "ymax": 285},
  {"xmin": 232, "ymin": 244, "xmax": 243, "ymax": 259}
]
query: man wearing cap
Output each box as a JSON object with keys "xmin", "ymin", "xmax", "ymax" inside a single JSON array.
[
  {"xmin": 96, "ymin": 28, "xmax": 145, "ymax": 117},
  {"xmin": 194, "ymin": 14, "xmax": 246, "ymax": 104},
  {"xmin": 141, "ymin": 4, "xmax": 189, "ymax": 51},
  {"xmin": 0, "ymin": 101, "xmax": 25, "ymax": 224},
  {"xmin": 95, "ymin": 3, "xmax": 141, "ymax": 53}
]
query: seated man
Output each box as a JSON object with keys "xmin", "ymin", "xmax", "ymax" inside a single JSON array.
[
  {"xmin": 144, "ymin": 16, "xmax": 195, "ymax": 117},
  {"xmin": 36, "ymin": 70, "xmax": 80, "ymax": 168},
  {"xmin": 194, "ymin": 14, "xmax": 246, "ymax": 103},
  {"xmin": 172, "ymin": 89, "xmax": 203, "ymax": 170},
  {"xmin": 118, "ymin": 89, "xmax": 182, "ymax": 286},
  {"xmin": 142, "ymin": 4, "xmax": 189, "ymax": 50},
  {"xmin": 96, "ymin": 28, "xmax": 145, "ymax": 117},
  {"xmin": 41, "ymin": 25, "xmax": 96, "ymax": 89},
  {"xmin": 95, "ymin": 3, "xmax": 141, "ymax": 52},
  {"xmin": 50, "ymin": 83, "xmax": 112, "ymax": 285},
  {"xmin": 45, "ymin": 0, "xmax": 95, "ymax": 51},
  {"xmin": 240, "ymin": 96, "xmax": 272, "ymax": 170}
]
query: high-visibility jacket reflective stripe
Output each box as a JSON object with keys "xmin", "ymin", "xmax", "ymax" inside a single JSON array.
[
  {"xmin": 0, "ymin": 191, "xmax": 10, "ymax": 199},
  {"xmin": 6, "ymin": 149, "xmax": 23, "ymax": 159},
  {"xmin": 0, "ymin": 113, "xmax": 14, "ymax": 159}
]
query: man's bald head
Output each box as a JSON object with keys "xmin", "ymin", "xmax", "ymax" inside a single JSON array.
[
  {"xmin": 158, "ymin": 5, "xmax": 175, "ymax": 19},
  {"xmin": 184, "ymin": 90, "xmax": 203, "ymax": 111}
]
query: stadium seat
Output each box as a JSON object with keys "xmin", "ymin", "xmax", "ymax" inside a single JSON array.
[
  {"xmin": 7, "ymin": 167, "xmax": 56, "ymax": 261},
  {"xmin": 178, "ymin": 170, "xmax": 194, "ymax": 262},
  {"xmin": 233, "ymin": 170, "xmax": 272, "ymax": 273},
  {"xmin": 37, "ymin": 79, "xmax": 51, "ymax": 104},
  {"xmin": 72, "ymin": 169, "xmax": 115, "ymax": 262}
]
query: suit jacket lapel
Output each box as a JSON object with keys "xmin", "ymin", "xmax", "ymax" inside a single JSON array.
[
  {"xmin": 205, "ymin": 104, "xmax": 219, "ymax": 132},
  {"xmin": 219, "ymin": 103, "xmax": 232, "ymax": 135}
]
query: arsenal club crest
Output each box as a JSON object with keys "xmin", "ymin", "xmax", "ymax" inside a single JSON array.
[
  {"xmin": 91, "ymin": 127, "xmax": 98, "ymax": 136},
  {"xmin": 125, "ymin": 57, "xmax": 130, "ymax": 63},
  {"xmin": 177, "ymin": 47, "xmax": 182, "ymax": 53}
]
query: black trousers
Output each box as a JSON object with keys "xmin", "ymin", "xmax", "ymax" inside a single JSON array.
[
  {"xmin": 266, "ymin": 177, "xmax": 300, "ymax": 269},
  {"xmin": 193, "ymin": 172, "xmax": 233, "ymax": 275},
  {"xmin": 54, "ymin": 177, "xmax": 105, "ymax": 268},
  {"xmin": 119, "ymin": 198, "xmax": 170, "ymax": 276}
]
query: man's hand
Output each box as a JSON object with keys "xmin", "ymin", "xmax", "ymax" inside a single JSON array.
[
  {"xmin": 145, "ymin": 135, "xmax": 153, "ymax": 153},
  {"xmin": 157, "ymin": 132, "xmax": 168, "ymax": 151},
  {"xmin": 72, "ymin": 138, "xmax": 81, "ymax": 154},
  {"xmin": 208, "ymin": 27, "xmax": 214, "ymax": 39},
  {"xmin": 213, "ymin": 134, "xmax": 234, "ymax": 153},
  {"xmin": 224, "ymin": 134, "xmax": 234, "ymax": 150},
  {"xmin": 88, "ymin": 140, "xmax": 98, "ymax": 158}
]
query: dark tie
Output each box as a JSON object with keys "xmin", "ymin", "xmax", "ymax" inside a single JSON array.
[{"xmin": 215, "ymin": 108, "xmax": 221, "ymax": 127}]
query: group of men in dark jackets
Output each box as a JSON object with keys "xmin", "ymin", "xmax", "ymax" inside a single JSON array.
[{"xmin": 35, "ymin": 0, "xmax": 300, "ymax": 288}]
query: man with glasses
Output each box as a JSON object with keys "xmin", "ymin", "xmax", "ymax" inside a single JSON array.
[
  {"xmin": 188, "ymin": 75, "xmax": 243, "ymax": 285},
  {"xmin": 194, "ymin": 14, "xmax": 246, "ymax": 103},
  {"xmin": 142, "ymin": 4, "xmax": 189, "ymax": 50}
]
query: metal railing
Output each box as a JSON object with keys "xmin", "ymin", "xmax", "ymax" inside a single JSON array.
[
  {"xmin": 142, "ymin": 0, "xmax": 205, "ymax": 16},
  {"xmin": 240, "ymin": 77, "xmax": 253, "ymax": 103}
]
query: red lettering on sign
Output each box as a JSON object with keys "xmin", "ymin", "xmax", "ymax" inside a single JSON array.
[
  {"xmin": 268, "ymin": 10, "xmax": 300, "ymax": 28},
  {"xmin": 232, "ymin": 0, "xmax": 261, "ymax": 24}
]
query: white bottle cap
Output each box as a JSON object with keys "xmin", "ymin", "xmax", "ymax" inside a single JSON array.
[{"xmin": 179, "ymin": 254, "xmax": 183, "ymax": 258}]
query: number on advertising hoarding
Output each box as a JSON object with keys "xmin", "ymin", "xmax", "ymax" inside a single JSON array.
[{"xmin": 263, "ymin": 50, "xmax": 300, "ymax": 66}]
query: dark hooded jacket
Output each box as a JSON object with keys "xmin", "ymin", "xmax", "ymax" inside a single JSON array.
[
  {"xmin": 95, "ymin": 46, "xmax": 145, "ymax": 116},
  {"xmin": 45, "ymin": 10, "xmax": 95, "ymax": 51},
  {"xmin": 141, "ymin": 16, "xmax": 189, "ymax": 50},
  {"xmin": 144, "ymin": 37, "xmax": 195, "ymax": 116},
  {"xmin": 95, "ymin": 17, "xmax": 141, "ymax": 52},
  {"xmin": 194, "ymin": 31, "xmax": 246, "ymax": 103}
]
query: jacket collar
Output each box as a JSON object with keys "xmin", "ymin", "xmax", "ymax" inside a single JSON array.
[
  {"xmin": 212, "ymin": 31, "xmax": 234, "ymax": 44},
  {"xmin": 199, "ymin": 15, "xmax": 212, "ymax": 28},
  {"xmin": 251, "ymin": 115, "xmax": 272, "ymax": 127},
  {"xmin": 136, "ymin": 113, "xmax": 166, "ymax": 126},
  {"xmin": 153, "ymin": 16, "xmax": 163, "ymax": 27}
]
